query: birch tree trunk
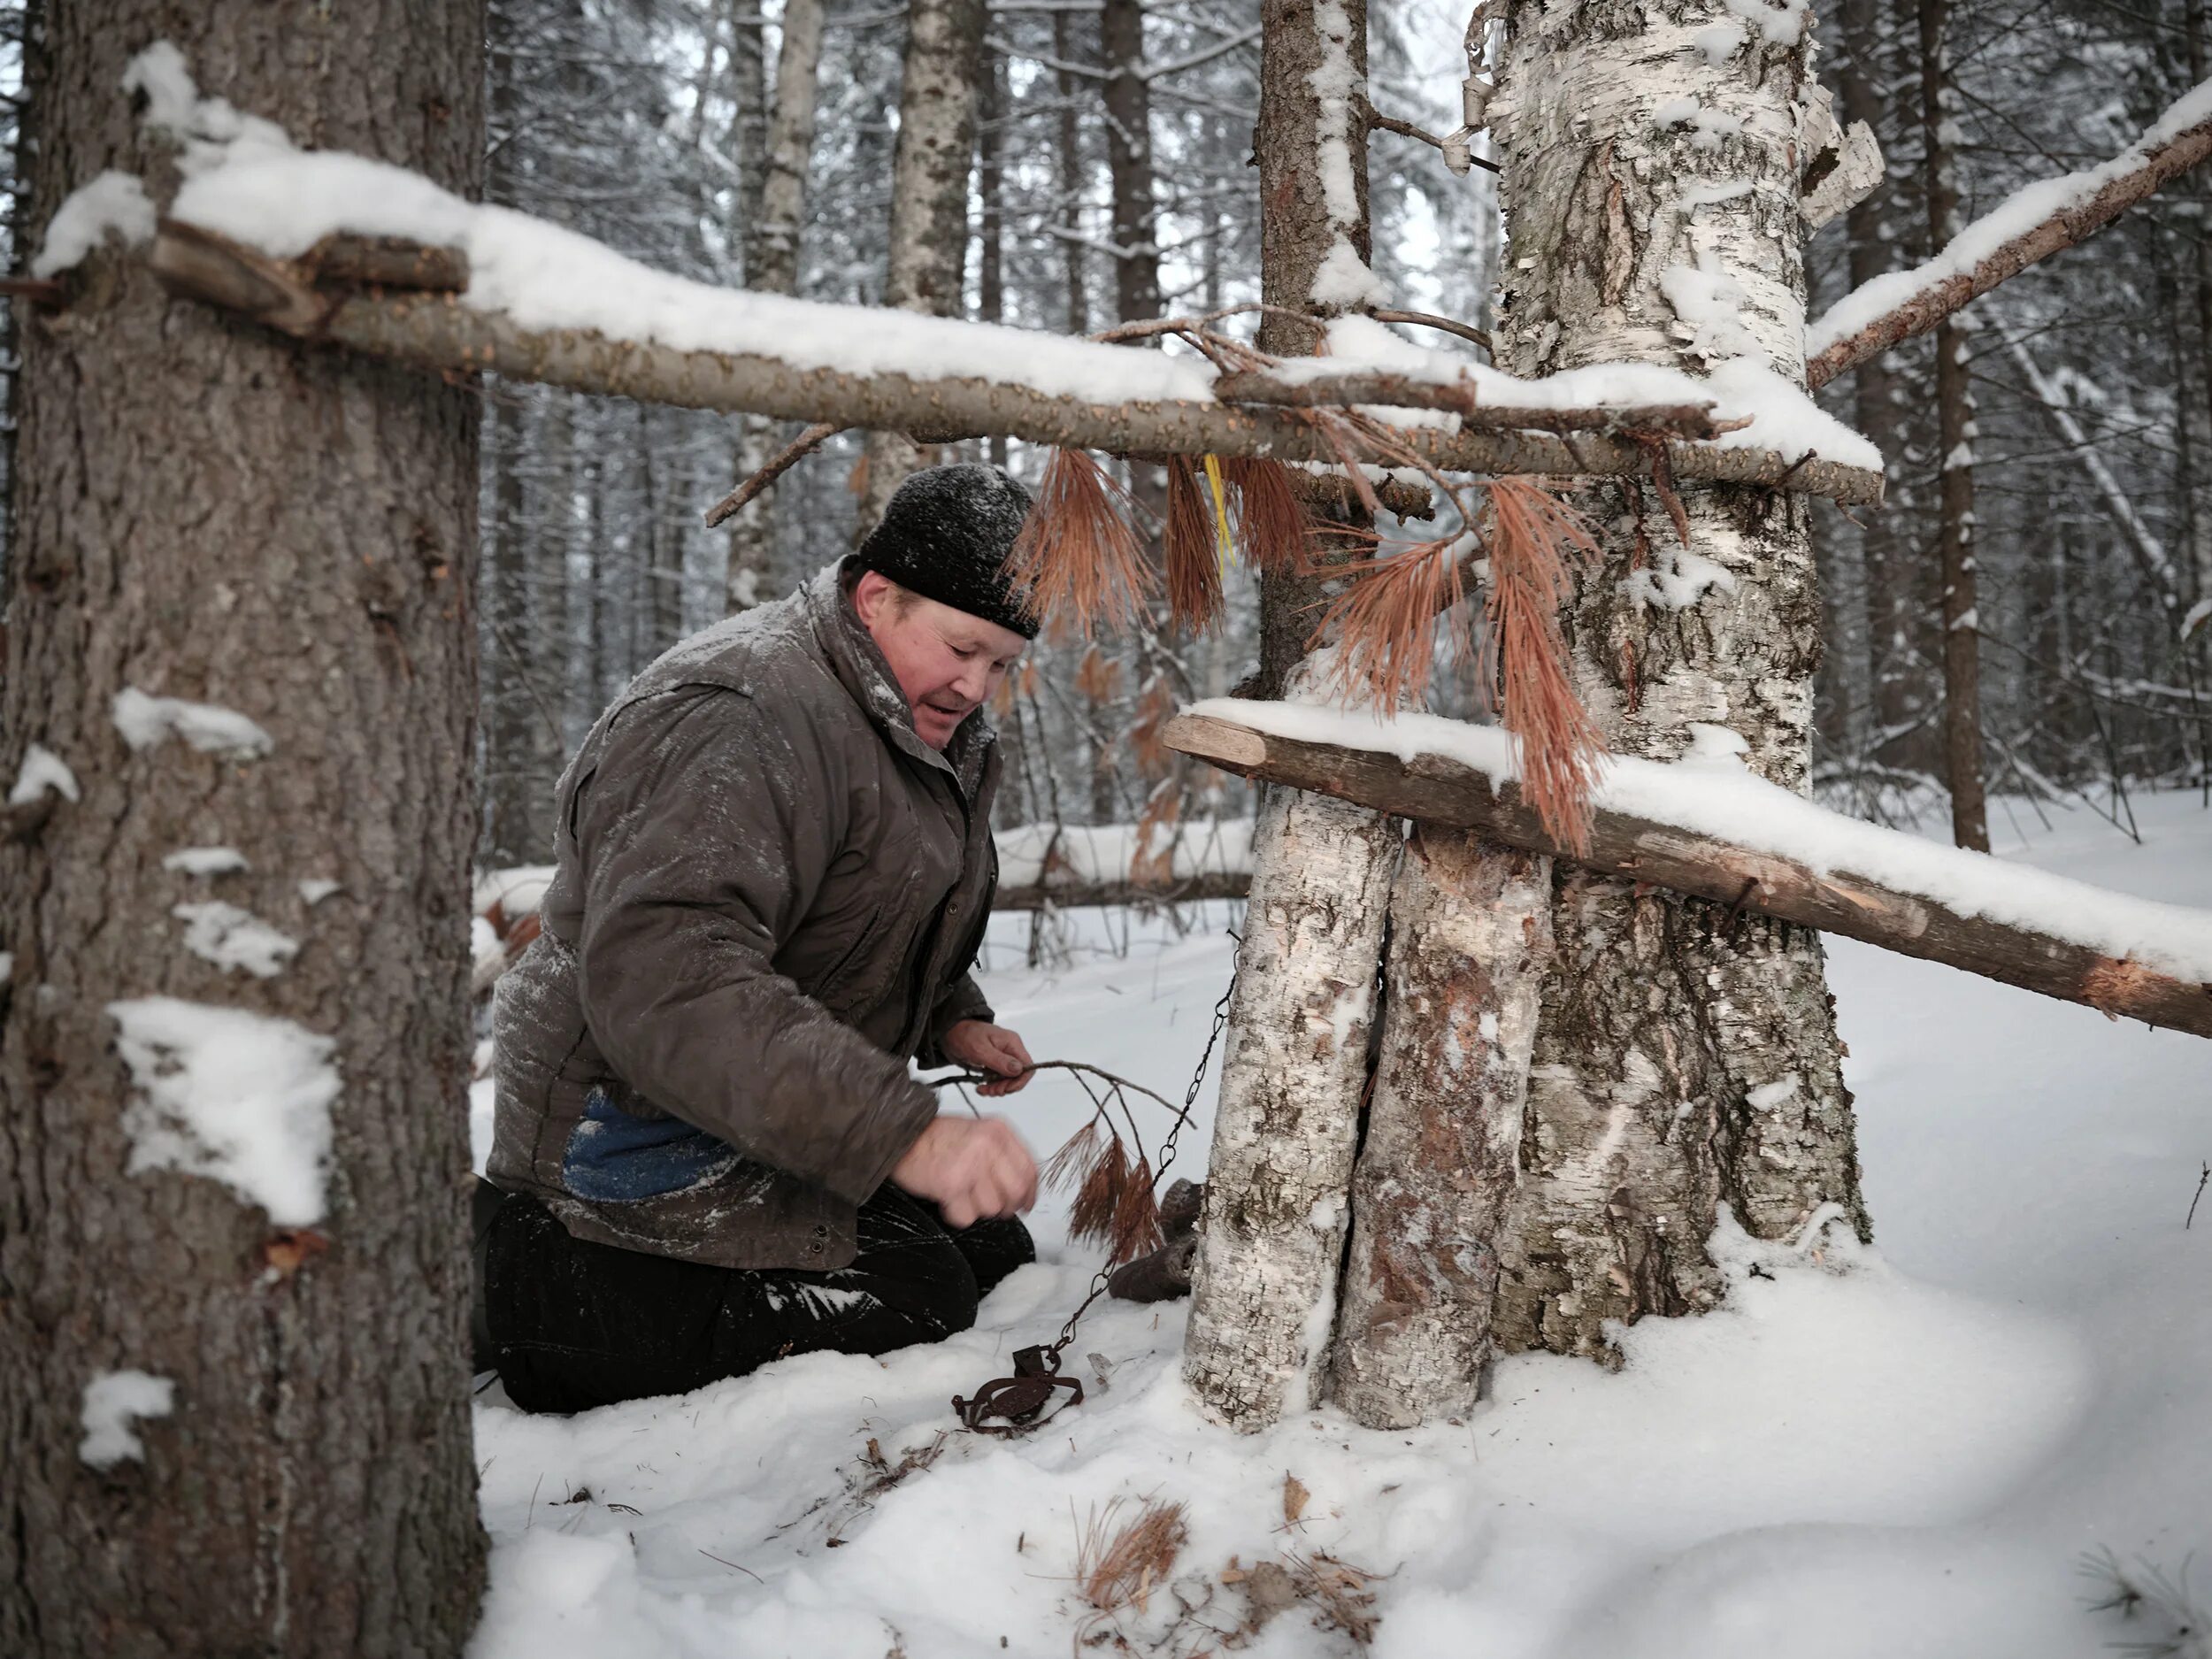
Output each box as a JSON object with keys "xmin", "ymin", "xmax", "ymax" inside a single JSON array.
[
  {"xmin": 857, "ymin": 0, "xmax": 987, "ymax": 534},
  {"xmin": 726, "ymin": 0, "xmax": 825, "ymax": 612},
  {"xmin": 0, "ymin": 2, "xmax": 488, "ymax": 1648},
  {"xmin": 1920, "ymin": 0, "xmax": 1987, "ymax": 851},
  {"xmin": 1182, "ymin": 669, "xmax": 1400, "ymax": 1430},
  {"xmin": 1485, "ymin": 0, "xmax": 1868, "ymax": 1363},
  {"xmin": 1184, "ymin": 0, "xmax": 1400, "ymax": 1431},
  {"xmin": 1327, "ymin": 833, "xmax": 1549, "ymax": 1430}
]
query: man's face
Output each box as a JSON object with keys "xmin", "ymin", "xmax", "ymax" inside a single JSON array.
[{"xmin": 853, "ymin": 571, "xmax": 1028, "ymax": 750}]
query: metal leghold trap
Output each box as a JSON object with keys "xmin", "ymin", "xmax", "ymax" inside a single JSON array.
[{"xmin": 940, "ymin": 958, "xmax": 1235, "ymax": 1436}]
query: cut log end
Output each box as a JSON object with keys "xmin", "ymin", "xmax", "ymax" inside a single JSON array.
[{"xmin": 1161, "ymin": 713, "xmax": 1268, "ymax": 774}]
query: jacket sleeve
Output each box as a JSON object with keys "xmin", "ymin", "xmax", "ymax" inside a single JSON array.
[
  {"xmin": 916, "ymin": 835, "xmax": 997, "ymax": 1069},
  {"xmin": 570, "ymin": 684, "xmax": 936, "ymax": 1203}
]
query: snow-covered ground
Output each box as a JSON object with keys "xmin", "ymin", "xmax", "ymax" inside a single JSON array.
[{"xmin": 467, "ymin": 792, "xmax": 2212, "ymax": 1658}]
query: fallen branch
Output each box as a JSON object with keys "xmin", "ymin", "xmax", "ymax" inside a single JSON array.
[
  {"xmin": 1372, "ymin": 307, "xmax": 1492, "ymax": 353},
  {"xmin": 150, "ymin": 221, "xmax": 1884, "ymax": 506},
  {"xmin": 1807, "ymin": 81, "xmax": 2212, "ymax": 389},
  {"xmin": 1165, "ymin": 709, "xmax": 2212, "ymax": 1040},
  {"xmin": 993, "ymin": 871, "xmax": 1249, "ymax": 910},
  {"xmin": 702, "ymin": 419, "xmax": 842, "ymax": 527},
  {"xmin": 1210, "ymin": 368, "xmax": 1736, "ymax": 437}
]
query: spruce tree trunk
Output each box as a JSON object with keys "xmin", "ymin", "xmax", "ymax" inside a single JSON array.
[
  {"xmin": 857, "ymin": 0, "xmax": 986, "ymax": 534},
  {"xmin": 0, "ymin": 4, "xmax": 488, "ymax": 1652},
  {"xmin": 1327, "ymin": 833, "xmax": 1549, "ymax": 1430},
  {"xmin": 1920, "ymin": 0, "xmax": 1987, "ymax": 850},
  {"xmin": 1485, "ymin": 0, "xmax": 1868, "ymax": 1363},
  {"xmin": 1102, "ymin": 0, "xmax": 1162, "ymax": 330}
]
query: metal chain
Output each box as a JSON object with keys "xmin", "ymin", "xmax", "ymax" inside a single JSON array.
[{"xmin": 1045, "ymin": 949, "xmax": 1239, "ymax": 1364}]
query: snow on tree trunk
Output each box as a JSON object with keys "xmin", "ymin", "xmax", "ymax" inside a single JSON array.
[
  {"xmin": 1183, "ymin": 674, "xmax": 1399, "ymax": 1431},
  {"xmin": 726, "ymin": 0, "xmax": 825, "ymax": 612},
  {"xmin": 0, "ymin": 4, "xmax": 488, "ymax": 1651},
  {"xmin": 857, "ymin": 0, "xmax": 987, "ymax": 534},
  {"xmin": 1485, "ymin": 0, "xmax": 1869, "ymax": 1363},
  {"xmin": 1327, "ymin": 833, "xmax": 1551, "ymax": 1431}
]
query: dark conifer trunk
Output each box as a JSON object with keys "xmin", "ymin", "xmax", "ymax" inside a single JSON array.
[{"xmin": 0, "ymin": 4, "xmax": 488, "ymax": 1650}]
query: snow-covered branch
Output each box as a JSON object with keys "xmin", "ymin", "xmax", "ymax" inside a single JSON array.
[
  {"xmin": 1807, "ymin": 80, "xmax": 2212, "ymax": 390},
  {"xmin": 147, "ymin": 220, "xmax": 1884, "ymax": 503},
  {"xmin": 1166, "ymin": 707, "xmax": 2212, "ymax": 1041}
]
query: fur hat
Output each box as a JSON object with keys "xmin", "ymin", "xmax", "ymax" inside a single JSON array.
[{"xmin": 855, "ymin": 463, "xmax": 1039, "ymax": 639}]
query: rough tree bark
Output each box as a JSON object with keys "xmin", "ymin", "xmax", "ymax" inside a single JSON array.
[
  {"xmin": 856, "ymin": 0, "xmax": 987, "ymax": 534},
  {"xmin": 1102, "ymin": 0, "xmax": 1163, "ymax": 331},
  {"xmin": 1182, "ymin": 675, "xmax": 1401, "ymax": 1430},
  {"xmin": 726, "ymin": 0, "xmax": 825, "ymax": 612},
  {"xmin": 1327, "ymin": 833, "xmax": 1550, "ymax": 1429},
  {"xmin": 1485, "ymin": 0, "xmax": 1868, "ymax": 1363},
  {"xmin": 1920, "ymin": 0, "xmax": 1987, "ymax": 851},
  {"xmin": 0, "ymin": 3, "xmax": 488, "ymax": 1652},
  {"xmin": 1838, "ymin": 0, "xmax": 1934, "ymax": 785}
]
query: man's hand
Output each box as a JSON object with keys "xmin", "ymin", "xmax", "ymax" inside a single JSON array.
[
  {"xmin": 891, "ymin": 1116, "xmax": 1038, "ymax": 1229},
  {"xmin": 941, "ymin": 1019, "xmax": 1035, "ymax": 1096}
]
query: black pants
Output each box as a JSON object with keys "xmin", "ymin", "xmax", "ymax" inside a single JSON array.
[{"xmin": 484, "ymin": 1184, "xmax": 1034, "ymax": 1414}]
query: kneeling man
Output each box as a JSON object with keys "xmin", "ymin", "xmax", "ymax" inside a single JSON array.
[{"xmin": 482, "ymin": 464, "xmax": 1042, "ymax": 1414}]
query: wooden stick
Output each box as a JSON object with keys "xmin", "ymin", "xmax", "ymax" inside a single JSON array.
[
  {"xmin": 992, "ymin": 871, "xmax": 1250, "ymax": 910},
  {"xmin": 701, "ymin": 419, "xmax": 841, "ymax": 526},
  {"xmin": 149, "ymin": 220, "xmax": 1886, "ymax": 506},
  {"xmin": 1807, "ymin": 98, "xmax": 2212, "ymax": 390},
  {"xmin": 1164, "ymin": 710, "xmax": 2212, "ymax": 1040},
  {"xmin": 1210, "ymin": 368, "xmax": 1734, "ymax": 437},
  {"xmin": 1371, "ymin": 308, "xmax": 1492, "ymax": 353}
]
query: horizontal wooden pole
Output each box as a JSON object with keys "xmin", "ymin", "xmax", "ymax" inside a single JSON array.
[
  {"xmin": 148, "ymin": 221, "xmax": 1885, "ymax": 506},
  {"xmin": 993, "ymin": 871, "xmax": 1250, "ymax": 911},
  {"xmin": 1165, "ymin": 711, "xmax": 2212, "ymax": 1041}
]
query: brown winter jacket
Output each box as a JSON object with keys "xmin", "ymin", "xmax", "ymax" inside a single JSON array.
[{"xmin": 487, "ymin": 557, "xmax": 1000, "ymax": 1270}]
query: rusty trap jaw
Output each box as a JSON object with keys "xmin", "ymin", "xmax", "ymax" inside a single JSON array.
[{"xmin": 952, "ymin": 1343, "xmax": 1086, "ymax": 1435}]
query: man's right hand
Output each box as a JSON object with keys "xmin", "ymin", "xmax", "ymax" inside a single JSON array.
[{"xmin": 892, "ymin": 1116, "xmax": 1038, "ymax": 1230}]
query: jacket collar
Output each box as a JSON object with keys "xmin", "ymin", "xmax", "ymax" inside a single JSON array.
[{"xmin": 802, "ymin": 557, "xmax": 995, "ymax": 799}]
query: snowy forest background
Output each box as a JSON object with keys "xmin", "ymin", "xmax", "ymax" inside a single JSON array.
[{"xmin": 4, "ymin": 0, "xmax": 2203, "ymax": 863}]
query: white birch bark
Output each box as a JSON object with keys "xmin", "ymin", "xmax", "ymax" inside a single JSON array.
[
  {"xmin": 857, "ymin": 0, "xmax": 987, "ymax": 534},
  {"xmin": 1486, "ymin": 0, "xmax": 1867, "ymax": 1362},
  {"xmin": 1182, "ymin": 668, "xmax": 1400, "ymax": 1431},
  {"xmin": 726, "ymin": 0, "xmax": 826, "ymax": 614},
  {"xmin": 1327, "ymin": 832, "xmax": 1550, "ymax": 1430}
]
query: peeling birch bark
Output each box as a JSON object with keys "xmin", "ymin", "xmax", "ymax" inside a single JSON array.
[
  {"xmin": 857, "ymin": 0, "xmax": 987, "ymax": 530},
  {"xmin": 1181, "ymin": 715, "xmax": 1400, "ymax": 1431},
  {"xmin": 1327, "ymin": 831, "xmax": 1550, "ymax": 1430},
  {"xmin": 1486, "ymin": 0, "xmax": 1868, "ymax": 1362}
]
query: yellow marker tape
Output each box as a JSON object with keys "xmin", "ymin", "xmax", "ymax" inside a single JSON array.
[{"xmin": 1202, "ymin": 453, "xmax": 1234, "ymax": 574}]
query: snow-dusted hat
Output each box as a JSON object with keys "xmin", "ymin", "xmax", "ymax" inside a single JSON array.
[{"xmin": 856, "ymin": 463, "xmax": 1040, "ymax": 640}]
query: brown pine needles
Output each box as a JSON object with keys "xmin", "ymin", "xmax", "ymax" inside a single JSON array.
[
  {"xmin": 1223, "ymin": 455, "xmax": 1314, "ymax": 573},
  {"xmin": 1316, "ymin": 530, "xmax": 1474, "ymax": 712},
  {"xmin": 1003, "ymin": 448, "xmax": 1155, "ymax": 638},
  {"xmin": 1077, "ymin": 1498, "xmax": 1189, "ymax": 1617},
  {"xmin": 1048, "ymin": 1118, "xmax": 1164, "ymax": 1266},
  {"xmin": 1483, "ymin": 477, "xmax": 1607, "ymax": 853},
  {"xmin": 1164, "ymin": 457, "xmax": 1225, "ymax": 635}
]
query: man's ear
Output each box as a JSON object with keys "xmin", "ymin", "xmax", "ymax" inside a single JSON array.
[{"xmin": 852, "ymin": 568, "xmax": 892, "ymax": 626}]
